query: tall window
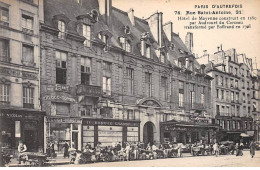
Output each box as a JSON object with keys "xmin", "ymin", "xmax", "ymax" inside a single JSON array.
[
  {"xmin": 201, "ymin": 86, "xmax": 205, "ymax": 105},
  {"xmin": 160, "ymin": 53, "xmax": 166, "ymax": 63},
  {"xmin": 83, "ymin": 24, "xmax": 91, "ymax": 47},
  {"xmin": 215, "ymin": 75, "xmax": 219, "ymax": 85},
  {"xmin": 127, "ymin": 110, "xmax": 134, "ymax": 120},
  {"xmin": 81, "ymin": 57, "xmax": 91, "ymax": 85},
  {"xmin": 80, "ymin": 105, "xmax": 92, "ymax": 117},
  {"xmin": 227, "ymin": 120, "xmax": 230, "ymax": 130},
  {"xmin": 102, "ymin": 77, "xmax": 111, "ymax": 95},
  {"xmin": 231, "ymin": 91, "xmax": 234, "ymax": 102},
  {"xmin": 125, "ymin": 40, "xmax": 131, "ymax": 52},
  {"xmin": 0, "ymin": 7, "xmax": 9, "ymax": 26},
  {"xmin": 22, "ymin": 14, "xmax": 33, "ymax": 31},
  {"xmin": 146, "ymin": 45, "xmax": 151, "ymax": 59},
  {"xmin": 145, "ymin": 72, "xmax": 152, "ymax": 97},
  {"xmin": 161, "ymin": 76, "xmax": 167, "ymax": 100},
  {"xmin": 216, "ymin": 105, "xmax": 220, "ymax": 115},
  {"xmin": 22, "ymin": 44, "xmax": 34, "ymax": 66},
  {"xmin": 190, "ymin": 84, "xmax": 195, "ymax": 108},
  {"xmin": 58, "ymin": 20, "xmax": 65, "ymax": 39},
  {"xmin": 119, "ymin": 37, "xmax": 131, "ymax": 52},
  {"xmin": 0, "ymin": 84, "xmax": 9, "ymax": 102},
  {"xmin": 0, "ymin": 38, "xmax": 9, "ymax": 62},
  {"xmin": 56, "ymin": 51, "xmax": 67, "ymax": 84},
  {"xmin": 179, "ymin": 81, "xmax": 184, "ymax": 107},
  {"xmin": 126, "ymin": 67, "xmax": 134, "ymax": 94},
  {"xmin": 23, "ymin": 87, "xmax": 34, "ymax": 108},
  {"xmin": 232, "ymin": 121, "xmax": 236, "ymax": 130},
  {"xmin": 103, "ymin": 61, "xmax": 111, "ymax": 72}
]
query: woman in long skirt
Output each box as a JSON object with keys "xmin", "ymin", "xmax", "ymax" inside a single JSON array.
[{"xmin": 249, "ymin": 141, "xmax": 256, "ymax": 158}]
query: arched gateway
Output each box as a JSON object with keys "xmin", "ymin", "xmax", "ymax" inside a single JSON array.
[{"xmin": 143, "ymin": 121, "xmax": 156, "ymax": 145}]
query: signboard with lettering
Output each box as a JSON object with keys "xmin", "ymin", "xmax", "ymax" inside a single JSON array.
[
  {"xmin": 76, "ymin": 84, "xmax": 102, "ymax": 97},
  {"xmin": 42, "ymin": 95, "xmax": 76, "ymax": 103},
  {"xmin": 83, "ymin": 119, "xmax": 140, "ymax": 127},
  {"xmin": 0, "ymin": 67, "xmax": 38, "ymax": 80},
  {"xmin": 46, "ymin": 117, "xmax": 82, "ymax": 124},
  {"xmin": 55, "ymin": 84, "xmax": 70, "ymax": 93}
]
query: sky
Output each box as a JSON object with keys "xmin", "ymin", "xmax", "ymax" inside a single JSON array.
[{"xmin": 112, "ymin": 0, "xmax": 260, "ymax": 69}]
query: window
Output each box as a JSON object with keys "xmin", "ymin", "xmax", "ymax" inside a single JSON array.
[
  {"xmin": 0, "ymin": 7, "xmax": 9, "ymax": 26},
  {"xmin": 227, "ymin": 120, "xmax": 230, "ymax": 130},
  {"xmin": 56, "ymin": 103, "xmax": 70, "ymax": 115},
  {"xmin": 215, "ymin": 75, "xmax": 219, "ymax": 85},
  {"xmin": 235, "ymin": 68, "xmax": 238, "ymax": 76},
  {"xmin": 225, "ymin": 78, "xmax": 229, "ymax": 87},
  {"xmin": 102, "ymin": 77, "xmax": 111, "ymax": 95},
  {"xmin": 242, "ymin": 93, "xmax": 245, "ymax": 103},
  {"xmin": 15, "ymin": 121, "xmax": 21, "ymax": 138},
  {"xmin": 248, "ymin": 106, "xmax": 250, "ymax": 114},
  {"xmin": 236, "ymin": 106, "xmax": 240, "ymax": 116},
  {"xmin": 226, "ymin": 106, "xmax": 230, "ymax": 116},
  {"xmin": 103, "ymin": 61, "xmax": 111, "ymax": 72},
  {"xmin": 0, "ymin": 84, "xmax": 9, "ymax": 102},
  {"xmin": 23, "ymin": 87, "xmax": 34, "ymax": 108},
  {"xmin": 244, "ymin": 121, "xmax": 247, "ymax": 129},
  {"xmin": 125, "ymin": 40, "xmax": 131, "ymax": 52},
  {"xmin": 119, "ymin": 37, "xmax": 131, "ymax": 52},
  {"xmin": 126, "ymin": 67, "xmax": 134, "ymax": 94},
  {"xmin": 241, "ymin": 68, "xmax": 244, "ymax": 77},
  {"xmin": 216, "ymin": 89, "xmax": 219, "ymax": 99},
  {"xmin": 226, "ymin": 91, "xmax": 229, "ymax": 101},
  {"xmin": 146, "ymin": 45, "xmax": 151, "ymax": 58},
  {"xmin": 235, "ymin": 92, "xmax": 239, "ymax": 102},
  {"xmin": 230, "ymin": 66, "xmax": 233, "ymax": 74},
  {"xmin": 80, "ymin": 105, "xmax": 92, "ymax": 117},
  {"xmin": 0, "ymin": 38, "xmax": 9, "ymax": 62},
  {"xmin": 231, "ymin": 105, "xmax": 235, "ymax": 115},
  {"xmin": 235, "ymin": 80, "xmax": 238, "ymax": 88},
  {"xmin": 232, "ymin": 121, "xmax": 236, "ymax": 130},
  {"xmin": 145, "ymin": 72, "xmax": 152, "ymax": 97},
  {"xmin": 216, "ymin": 105, "xmax": 220, "ymax": 115},
  {"xmin": 83, "ymin": 24, "xmax": 91, "ymax": 47},
  {"xmin": 179, "ymin": 81, "xmax": 184, "ymax": 107},
  {"xmin": 81, "ymin": 57, "xmax": 91, "ymax": 85},
  {"xmin": 100, "ymin": 107, "xmax": 112, "ymax": 118},
  {"xmin": 231, "ymin": 91, "xmax": 234, "ymax": 102},
  {"xmin": 127, "ymin": 110, "xmax": 135, "ymax": 120},
  {"xmin": 230, "ymin": 79, "xmax": 234, "ymax": 87},
  {"xmin": 22, "ymin": 44, "xmax": 34, "ymax": 66},
  {"xmin": 190, "ymin": 91, "xmax": 195, "ymax": 107},
  {"xmin": 161, "ymin": 53, "xmax": 166, "ymax": 63},
  {"xmin": 22, "ymin": 14, "xmax": 33, "ymax": 32},
  {"xmin": 237, "ymin": 121, "xmax": 241, "ymax": 129},
  {"xmin": 220, "ymin": 120, "xmax": 224, "ymax": 129},
  {"xmin": 58, "ymin": 20, "xmax": 66, "ymax": 39},
  {"xmin": 220, "ymin": 76, "xmax": 223, "ymax": 86},
  {"xmin": 161, "ymin": 76, "xmax": 167, "ymax": 100},
  {"xmin": 56, "ymin": 51, "xmax": 67, "ymax": 84},
  {"xmin": 221, "ymin": 90, "xmax": 224, "ymax": 100}
]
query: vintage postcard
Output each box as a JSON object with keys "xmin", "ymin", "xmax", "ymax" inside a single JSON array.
[{"xmin": 0, "ymin": 0, "xmax": 259, "ymax": 167}]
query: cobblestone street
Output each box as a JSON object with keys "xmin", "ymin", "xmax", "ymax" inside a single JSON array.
[{"xmin": 56, "ymin": 150, "xmax": 260, "ymax": 167}]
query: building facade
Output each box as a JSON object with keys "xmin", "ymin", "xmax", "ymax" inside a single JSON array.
[
  {"xmin": 0, "ymin": 0, "xmax": 45, "ymax": 155},
  {"xmin": 198, "ymin": 48, "xmax": 255, "ymax": 143},
  {"xmin": 40, "ymin": 0, "xmax": 216, "ymax": 152}
]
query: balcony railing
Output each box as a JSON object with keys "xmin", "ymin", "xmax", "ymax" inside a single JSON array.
[{"xmin": 76, "ymin": 84, "xmax": 102, "ymax": 97}]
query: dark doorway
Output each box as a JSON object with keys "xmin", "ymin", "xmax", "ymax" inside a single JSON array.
[
  {"xmin": 143, "ymin": 121, "xmax": 155, "ymax": 145},
  {"xmin": 24, "ymin": 130, "xmax": 37, "ymax": 152},
  {"xmin": 72, "ymin": 132, "xmax": 78, "ymax": 150}
]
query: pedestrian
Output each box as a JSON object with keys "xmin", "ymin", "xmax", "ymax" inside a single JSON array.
[
  {"xmin": 249, "ymin": 140, "xmax": 256, "ymax": 158},
  {"xmin": 18, "ymin": 140, "xmax": 27, "ymax": 164},
  {"xmin": 213, "ymin": 142, "xmax": 219, "ymax": 157},
  {"xmin": 63, "ymin": 142, "xmax": 69, "ymax": 158},
  {"xmin": 125, "ymin": 143, "xmax": 131, "ymax": 161},
  {"xmin": 236, "ymin": 143, "xmax": 243, "ymax": 156}
]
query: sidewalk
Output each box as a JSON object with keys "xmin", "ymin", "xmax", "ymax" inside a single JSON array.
[{"xmin": 9, "ymin": 153, "xmax": 70, "ymax": 167}]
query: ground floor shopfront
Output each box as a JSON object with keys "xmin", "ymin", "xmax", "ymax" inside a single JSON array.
[
  {"xmin": 160, "ymin": 120, "xmax": 218, "ymax": 144},
  {"xmin": 0, "ymin": 108, "xmax": 45, "ymax": 156}
]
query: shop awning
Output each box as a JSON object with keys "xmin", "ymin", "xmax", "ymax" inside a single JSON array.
[{"xmin": 240, "ymin": 133, "xmax": 250, "ymax": 137}]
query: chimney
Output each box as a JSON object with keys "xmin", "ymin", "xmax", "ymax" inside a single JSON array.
[
  {"xmin": 147, "ymin": 12, "xmax": 163, "ymax": 48},
  {"xmin": 127, "ymin": 8, "xmax": 135, "ymax": 27},
  {"xmin": 163, "ymin": 21, "xmax": 173, "ymax": 42},
  {"xmin": 98, "ymin": 0, "xmax": 112, "ymax": 27},
  {"xmin": 185, "ymin": 32, "xmax": 193, "ymax": 53}
]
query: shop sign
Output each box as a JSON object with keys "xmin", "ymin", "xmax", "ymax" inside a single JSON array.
[
  {"xmin": 46, "ymin": 117, "xmax": 82, "ymax": 124},
  {"xmin": 166, "ymin": 126, "xmax": 187, "ymax": 131},
  {"xmin": 55, "ymin": 84, "xmax": 70, "ymax": 93},
  {"xmin": 42, "ymin": 95, "xmax": 76, "ymax": 103},
  {"xmin": 0, "ymin": 67, "xmax": 38, "ymax": 80},
  {"xmin": 0, "ymin": 112, "xmax": 23, "ymax": 118},
  {"xmin": 76, "ymin": 84, "xmax": 102, "ymax": 97},
  {"xmin": 83, "ymin": 119, "xmax": 139, "ymax": 127}
]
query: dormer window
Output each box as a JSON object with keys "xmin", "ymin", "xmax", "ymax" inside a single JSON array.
[
  {"xmin": 83, "ymin": 24, "xmax": 91, "ymax": 47},
  {"xmin": 119, "ymin": 37, "xmax": 131, "ymax": 52},
  {"xmin": 169, "ymin": 43, "xmax": 175, "ymax": 51},
  {"xmin": 124, "ymin": 26, "xmax": 130, "ymax": 34},
  {"xmin": 145, "ymin": 45, "xmax": 151, "ymax": 59},
  {"xmin": 58, "ymin": 20, "xmax": 65, "ymax": 39},
  {"xmin": 160, "ymin": 52, "xmax": 166, "ymax": 63},
  {"xmin": 91, "ymin": 10, "xmax": 99, "ymax": 22}
]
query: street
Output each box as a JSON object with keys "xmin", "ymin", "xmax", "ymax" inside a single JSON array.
[{"xmin": 57, "ymin": 150, "xmax": 260, "ymax": 167}]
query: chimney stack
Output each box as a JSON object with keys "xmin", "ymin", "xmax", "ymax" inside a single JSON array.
[
  {"xmin": 163, "ymin": 21, "xmax": 173, "ymax": 42},
  {"xmin": 147, "ymin": 12, "xmax": 163, "ymax": 48},
  {"xmin": 127, "ymin": 8, "xmax": 135, "ymax": 27},
  {"xmin": 98, "ymin": 0, "xmax": 112, "ymax": 27},
  {"xmin": 185, "ymin": 32, "xmax": 193, "ymax": 53}
]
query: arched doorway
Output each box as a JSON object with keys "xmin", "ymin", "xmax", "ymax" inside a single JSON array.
[{"xmin": 143, "ymin": 121, "xmax": 155, "ymax": 145}]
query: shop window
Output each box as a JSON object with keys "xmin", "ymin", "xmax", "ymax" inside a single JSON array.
[
  {"xmin": 103, "ymin": 61, "xmax": 111, "ymax": 72},
  {"xmin": 0, "ymin": 6, "xmax": 9, "ymax": 26},
  {"xmin": 15, "ymin": 121, "xmax": 21, "ymax": 138},
  {"xmin": 0, "ymin": 84, "xmax": 10, "ymax": 102},
  {"xmin": 83, "ymin": 24, "xmax": 91, "ymax": 47},
  {"xmin": 80, "ymin": 105, "xmax": 92, "ymax": 117},
  {"xmin": 100, "ymin": 107, "xmax": 112, "ymax": 118},
  {"xmin": 145, "ymin": 72, "xmax": 152, "ymax": 97},
  {"xmin": 23, "ymin": 87, "xmax": 34, "ymax": 108},
  {"xmin": 0, "ymin": 38, "xmax": 9, "ymax": 62},
  {"xmin": 22, "ymin": 14, "xmax": 33, "ymax": 33},
  {"xmin": 102, "ymin": 77, "xmax": 111, "ymax": 95},
  {"xmin": 161, "ymin": 76, "xmax": 167, "ymax": 100},
  {"xmin": 126, "ymin": 67, "xmax": 134, "ymax": 94},
  {"xmin": 22, "ymin": 44, "xmax": 34, "ymax": 66},
  {"xmin": 58, "ymin": 20, "xmax": 66, "ymax": 39},
  {"xmin": 56, "ymin": 51, "xmax": 67, "ymax": 84},
  {"xmin": 127, "ymin": 110, "xmax": 135, "ymax": 120},
  {"xmin": 81, "ymin": 57, "xmax": 91, "ymax": 85},
  {"xmin": 56, "ymin": 103, "xmax": 70, "ymax": 115}
]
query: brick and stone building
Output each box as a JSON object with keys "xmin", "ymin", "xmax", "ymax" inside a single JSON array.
[
  {"xmin": 0, "ymin": 0, "xmax": 45, "ymax": 154},
  {"xmin": 40, "ymin": 0, "xmax": 216, "ymax": 152}
]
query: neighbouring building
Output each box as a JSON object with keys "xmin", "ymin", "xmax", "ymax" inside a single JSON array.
[
  {"xmin": 198, "ymin": 47, "xmax": 255, "ymax": 143},
  {"xmin": 0, "ymin": 0, "xmax": 45, "ymax": 155},
  {"xmin": 40, "ymin": 0, "xmax": 216, "ymax": 153}
]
